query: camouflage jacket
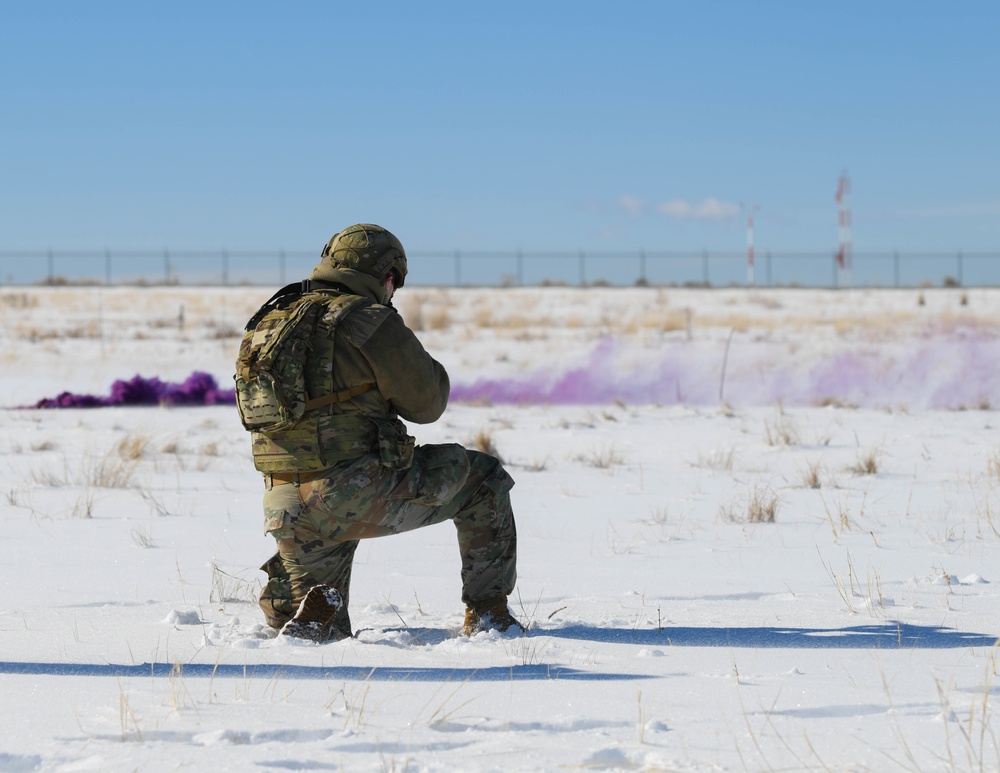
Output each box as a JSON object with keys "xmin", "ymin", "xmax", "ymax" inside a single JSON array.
[{"xmin": 248, "ymin": 267, "xmax": 449, "ymax": 473}]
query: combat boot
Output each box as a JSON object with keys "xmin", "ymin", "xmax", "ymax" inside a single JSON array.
[
  {"xmin": 462, "ymin": 596, "xmax": 526, "ymax": 636},
  {"xmin": 280, "ymin": 584, "xmax": 348, "ymax": 643}
]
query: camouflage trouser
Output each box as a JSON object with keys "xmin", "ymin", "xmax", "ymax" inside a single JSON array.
[{"xmin": 258, "ymin": 444, "xmax": 516, "ymax": 635}]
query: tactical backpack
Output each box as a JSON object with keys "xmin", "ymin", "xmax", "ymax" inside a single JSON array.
[{"xmin": 234, "ymin": 283, "xmax": 369, "ymax": 434}]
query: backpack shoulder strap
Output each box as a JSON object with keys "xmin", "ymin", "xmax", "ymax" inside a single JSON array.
[
  {"xmin": 243, "ymin": 279, "xmax": 330, "ymax": 332},
  {"xmin": 303, "ymin": 294, "xmax": 375, "ymax": 408}
]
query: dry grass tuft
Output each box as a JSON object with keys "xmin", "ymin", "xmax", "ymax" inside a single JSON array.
[
  {"xmin": 30, "ymin": 457, "xmax": 70, "ymax": 487},
  {"xmin": 89, "ymin": 454, "xmax": 140, "ymax": 489},
  {"xmin": 850, "ymin": 449, "xmax": 881, "ymax": 476},
  {"xmin": 471, "ymin": 428, "xmax": 503, "ymax": 462},
  {"xmin": 821, "ymin": 494, "xmax": 854, "ymax": 536},
  {"xmin": 116, "ymin": 433, "xmax": 150, "ymax": 462},
  {"xmin": 692, "ymin": 448, "xmax": 735, "ymax": 472},
  {"xmin": 647, "ymin": 505, "xmax": 670, "ymax": 525},
  {"xmin": 579, "ymin": 445, "xmax": 626, "ymax": 469},
  {"xmin": 131, "ymin": 523, "xmax": 154, "ymax": 548},
  {"xmin": 987, "ymin": 451, "xmax": 1000, "ymax": 483},
  {"xmin": 747, "ymin": 487, "xmax": 779, "ymax": 523},
  {"xmin": 801, "ymin": 461, "xmax": 822, "ymax": 489},
  {"xmin": 722, "ymin": 485, "xmax": 779, "ymax": 523},
  {"xmin": 73, "ymin": 490, "xmax": 97, "ymax": 518},
  {"xmin": 210, "ymin": 563, "xmax": 259, "ymax": 603},
  {"xmin": 85, "ymin": 433, "xmax": 150, "ymax": 488},
  {"xmin": 764, "ymin": 412, "xmax": 800, "ymax": 446}
]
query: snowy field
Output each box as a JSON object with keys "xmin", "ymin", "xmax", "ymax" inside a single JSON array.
[{"xmin": 2, "ymin": 284, "xmax": 999, "ymax": 772}]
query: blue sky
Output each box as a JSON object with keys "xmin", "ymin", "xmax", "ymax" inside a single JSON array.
[{"xmin": 1, "ymin": 2, "xmax": 998, "ymax": 284}]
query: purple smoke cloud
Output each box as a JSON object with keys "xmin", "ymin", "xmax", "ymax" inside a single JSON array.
[
  {"xmin": 32, "ymin": 372, "xmax": 236, "ymax": 409},
  {"xmin": 451, "ymin": 337, "xmax": 703, "ymax": 406},
  {"xmin": 25, "ymin": 328, "xmax": 1000, "ymax": 411},
  {"xmin": 451, "ymin": 332, "xmax": 1000, "ymax": 410}
]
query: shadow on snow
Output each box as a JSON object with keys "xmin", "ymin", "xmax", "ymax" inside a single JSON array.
[
  {"xmin": 543, "ymin": 621, "xmax": 998, "ymax": 649},
  {"xmin": 4, "ymin": 623, "xmax": 993, "ymax": 681},
  {"xmin": 0, "ymin": 661, "xmax": 642, "ymax": 682}
]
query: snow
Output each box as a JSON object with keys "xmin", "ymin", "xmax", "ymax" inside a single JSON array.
[{"xmin": 1, "ymin": 285, "xmax": 999, "ymax": 772}]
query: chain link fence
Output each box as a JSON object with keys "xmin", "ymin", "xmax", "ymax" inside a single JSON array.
[{"xmin": 1, "ymin": 249, "xmax": 997, "ymax": 288}]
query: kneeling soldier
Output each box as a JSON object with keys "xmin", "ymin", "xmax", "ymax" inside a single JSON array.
[{"xmin": 235, "ymin": 224, "xmax": 522, "ymax": 642}]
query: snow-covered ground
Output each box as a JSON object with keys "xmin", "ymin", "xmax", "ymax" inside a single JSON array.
[{"xmin": 2, "ymin": 285, "xmax": 999, "ymax": 772}]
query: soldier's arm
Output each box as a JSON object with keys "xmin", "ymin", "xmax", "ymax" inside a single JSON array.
[{"xmin": 355, "ymin": 309, "xmax": 450, "ymax": 424}]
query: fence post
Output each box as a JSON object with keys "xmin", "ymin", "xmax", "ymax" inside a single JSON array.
[{"xmin": 578, "ymin": 249, "xmax": 586, "ymax": 286}]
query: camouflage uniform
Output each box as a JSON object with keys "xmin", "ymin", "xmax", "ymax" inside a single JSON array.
[{"xmin": 243, "ymin": 224, "xmax": 518, "ymax": 639}]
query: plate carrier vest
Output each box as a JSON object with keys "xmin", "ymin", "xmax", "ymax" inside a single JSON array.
[{"xmin": 235, "ymin": 283, "xmax": 391, "ymax": 474}]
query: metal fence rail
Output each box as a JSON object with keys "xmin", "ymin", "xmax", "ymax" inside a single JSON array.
[{"xmin": 1, "ymin": 249, "xmax": 997, "ymax": 288}]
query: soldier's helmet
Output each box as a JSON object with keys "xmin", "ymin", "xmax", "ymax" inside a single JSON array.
[{"xmin": 312, "ymin": 224, "xmax": 407, "ymax": 287}]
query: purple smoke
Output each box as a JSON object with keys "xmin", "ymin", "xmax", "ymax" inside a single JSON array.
[
  {"xmin": 451, "ymin": 337, "xmax": 700, "ymax": 406},
  {"xmin": 25, "ymin": 328, "xmax": 1000, "ymax": 411},
  {"xmin": 32, "ymin": 372, "xmax": 235, "ymax": 409},
  {"xmin": 451, "ymin": 331, "xmax": 1000, "ymax": 410}
]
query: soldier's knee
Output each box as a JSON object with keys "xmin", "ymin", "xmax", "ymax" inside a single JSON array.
[{"xmin": 467, "ymin": 450, "xmax": 514, "ymax": 495}]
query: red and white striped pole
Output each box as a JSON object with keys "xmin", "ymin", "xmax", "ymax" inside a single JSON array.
[{"xmin": 836, "ymin": 172, "xmax": 852, "ymax": 284}]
